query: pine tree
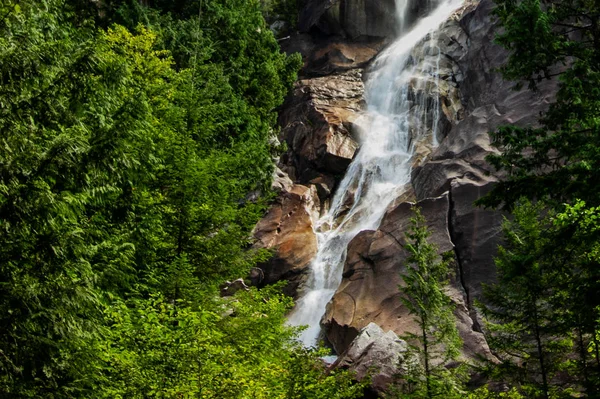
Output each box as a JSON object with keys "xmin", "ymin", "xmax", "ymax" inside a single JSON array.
[
  {"xmin": 480, "ymin": 201, "xmax": 572, "ymax": 399},
  {"xmin": 479, "ymin": 0, "xmax": 600, "ymax": 210},
  {"xmin": 399, "ymin": 207, "xmax": 463, "ymax": 399}
]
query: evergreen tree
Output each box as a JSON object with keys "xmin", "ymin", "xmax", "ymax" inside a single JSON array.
[
  {"xmin": 0, "ymin": 0, "xmax": 356, "ymax": 397},
  {"xmin": 398, "ymin": 207, "xmax": 463, "ymax": 399},
  {"xmin": 478, "ymin": 0, "xmax": 600, "ymax": 210},
  {"xmin": 481, "ymin": 201, "xmax": 573, "ymax": 399},
  {"xmin": 552, "ymin": 201, "xmax": 600, "ymax": 396},
  {"xmin": 476, "ymin": 0, "xmax": 600, "ymax": 395}
]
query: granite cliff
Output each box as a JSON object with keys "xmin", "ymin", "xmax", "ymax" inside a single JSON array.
[{"xmin": 252, "ymin": 0, "xmax": 557, "ymax": 392}]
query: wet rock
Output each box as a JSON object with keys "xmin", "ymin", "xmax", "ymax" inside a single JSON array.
[
  {"xmin": 323, "ymin": 193, "xmax": 495, "ymax": 362},
  {"xmin": 322, "ymin": 194, "xmax": 451, "ymax": 354},
  {"xmin": 253, "ymin": 184, "xmax": 319, "ymax": 297},
  {"xmin": 335, "ymin": 322, "xmax": 410, "ymax": 395},
  {"xmin": 449, "ymin": 179, "xmax": 505, "ymax": 302},
  {"xmin": 411, "ymin": 0, "xmax": 557, "ymax": 199},
  {"xmin": 299, "ymin": 0, "xmax": 397, "ymax": 39},
  {"xmin": 278, "ymin": 69, "xmax": 364, "ymax": 184}
]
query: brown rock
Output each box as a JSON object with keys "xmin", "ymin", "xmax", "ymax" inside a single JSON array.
[
  {"xmin": 278, "ymin": 69, "xmax": 364, "ymax": 183},
  {"xmin": 323, "ymin": 193, "xmax": 494, "ymax": 362},
  {"xmin": 323, "ymin": 194, "xmax": 452, "ymax": 354},
  {"xmin": 281, "ymin": 34, "xmax": 385, "ymax": 76},
  {"xmin": 253, "ymin": 184, "xmax": 319, "ymax": 297}
]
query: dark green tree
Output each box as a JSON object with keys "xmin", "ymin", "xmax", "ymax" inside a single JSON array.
[
  {"xmin": 399, "ymin": 207, "xmax": 463, "ymax": 399},
  {"xmin": 479, "ymin": 0, "xmax": 600, "ymax": 210},
  {"xmin": 552, "ymin": 201, "xmax": 600, "ymax": 396},
  {"xmin": 476, "ymin": 0, "xmax": 600, "ymax": 396},
  {"xmin": 0, "ymin": 2, "xmax": 162, "ymax": 394},
  {"xmin": 481, "ymin": 201, "xmax": 573, "ymax": 399},
  {"xmin": 0, "ymin": 0, "xmax": 311, "ymax": 396}
]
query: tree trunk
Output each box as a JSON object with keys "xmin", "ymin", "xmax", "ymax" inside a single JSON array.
[
  {"xmin": 421, "ymin": 314, "xmax": 432, "ymax": 399},
  {"xmin": 532, "ymin": 301, "xmax": 549, "ymax": 399}
]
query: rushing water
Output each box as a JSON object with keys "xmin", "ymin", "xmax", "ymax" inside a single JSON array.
[{"xmin": 288, "ymin": 0, "xmax": 465, "ymax": 347}]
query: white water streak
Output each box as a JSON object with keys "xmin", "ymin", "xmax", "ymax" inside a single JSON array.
[{"xmin": 288, "ymin": 0, "xmax": 464, "ymax": 347}]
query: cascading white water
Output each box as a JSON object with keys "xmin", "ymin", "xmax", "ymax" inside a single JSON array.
[{"xmin": 288, "ymin": 0, "xmax": 465, "ymax": 347}]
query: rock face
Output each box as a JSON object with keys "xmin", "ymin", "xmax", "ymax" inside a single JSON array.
[
  {"xmin": 252, "ymin": 0, "xmax": 559, "ymax": 391},
  {"xmin": 410, "ymin": 0, "xmax": 556, "ymax": 309},
  {"xmin": 298, "ymin": 0, "xmax": 437, "ymax": 40},
  {"xmin": 278, "ymin": 69, "xmax": 364, "ymax": 186},
  {"xmin": 449, "ymin": 179, "xmax": 506, "ymax": 303},
  {"xmin": 253, "ymin": 184, "xmax": 320, "ymax": 297},
  {"xmin": 322, "ymin": 194, "xmax": 494, "ymax": 362},
  {"xmin": 335, "ymin": 322, "xmax": 410, "ymax": 395},
  {"xmin": 298, "ymin": 0, "xmax": 397, "ymax": 39}
]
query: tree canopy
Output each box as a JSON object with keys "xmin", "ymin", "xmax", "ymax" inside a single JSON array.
[
  {"xmin": 479, "ymin": 0, "xmax": 600, "ymax": 210},
  {"xmin": 0, "ymin": 0, "xmax": 369, "ymax": 397}
]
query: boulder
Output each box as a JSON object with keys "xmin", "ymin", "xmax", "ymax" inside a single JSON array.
[
  {"xmin": 253, "ymin": 184, "xmax": 319, "ymax": 297},
  {"xmin": 278, "ymin": 69, "xmax": 364, "ymax": 184},
  {"xmin": 335, "ymin": 322, "xmax": 410, "ymax": 394}
]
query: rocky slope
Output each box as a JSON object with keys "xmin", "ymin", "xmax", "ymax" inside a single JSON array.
[{"xmin": 252, "ymin": 0, "xmax": 557, "ymax": 392}]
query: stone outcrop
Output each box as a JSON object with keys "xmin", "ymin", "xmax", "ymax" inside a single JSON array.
[
  {"xmin": 281, "ymin": 34, "xmax": 385, "ymax": 76},
  {"xmin": 410, "ymin": 0, "xmax": 556, "ymax": 308},
  {"xmin": 322, "ymin": 194, "xmax": 494, "ymax": 362},
  {"xmin": 412, "ymin": 0, "xmax": 557, "ymax": 202},
  {"xmin": 252, "ymin": 184, "xmax": 319, "ymax": 297},
  {"xmin": 334, "ymin": 322, "xmax": 410, "ymax": 395},
  {"xmin": 298, "ymin": 0, "xmax": 397, "ymax": 39},
  {"xmin": 278, "ymin": 69, "xmax": 364, "ymax": 186}
]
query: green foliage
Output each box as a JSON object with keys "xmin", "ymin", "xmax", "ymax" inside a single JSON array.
[
  {"xmin": 479, "ymin": 0, "xmax": 600, "ymax": 210},
  {"xmin": 466, "ymin": 387, "xmax": 526, "ymax": 399},
  {"xmin": 476, "ymin": 0, "xmax": 600, "ymax": 396},
  {"xmin": 480, "ymin": 201, "xmax": 572, "ymax": 399},
  {"xmin": 396, "ymin": 207, "xmax": 463, "ymax": 399},
  {"xmin": 0, "ymin": 0, "xmax": 357, "ymax": 397},
  {"xmin": 93, "ymin": 287, "xmax": 364, "ymax": 398},
  {"xmin": 479, "ymin": 200, "xmax": 600, "ymax": 398}
]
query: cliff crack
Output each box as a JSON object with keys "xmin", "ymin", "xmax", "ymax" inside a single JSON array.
[{"xmin": 447, "ymin": 183, "xmax": 483, "ymax": 333}]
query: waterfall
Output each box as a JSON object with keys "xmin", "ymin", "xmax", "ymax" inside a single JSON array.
[{"xmin": 288, "ymin": 0, "xmax": 465, "ymax": 348}]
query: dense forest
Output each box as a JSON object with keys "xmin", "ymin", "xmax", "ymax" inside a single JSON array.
[
  {"xmin": 0, "ymin": 0, "xmax": 367, "ymax": 397},
  {"xmin": 0, "ymin": 0, "xmax": 599, "ymax": 398}
]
